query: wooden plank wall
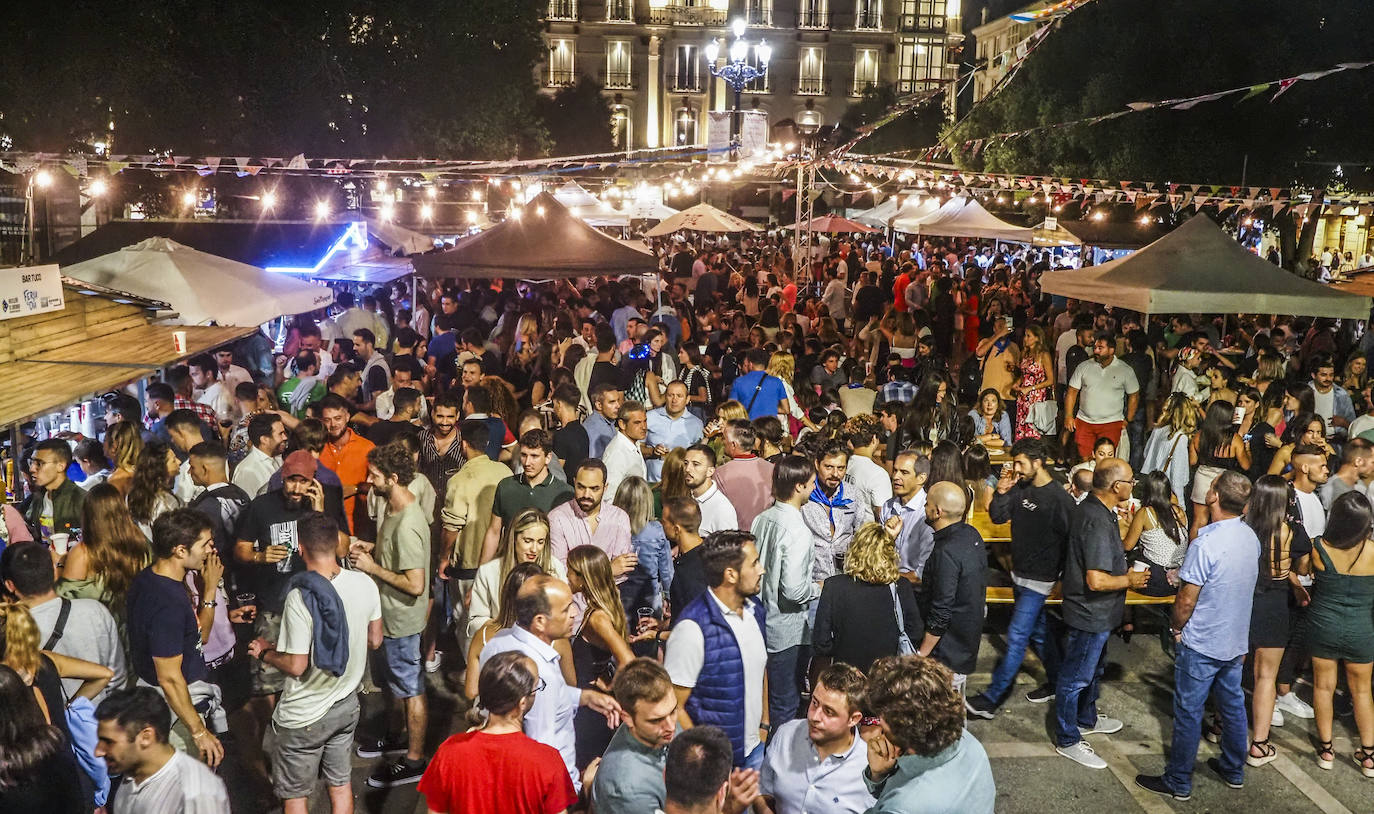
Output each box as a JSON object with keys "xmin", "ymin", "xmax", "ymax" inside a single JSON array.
[{"xmin": 0, "ymin": 292, "xmax": 148, "ymax": 365}]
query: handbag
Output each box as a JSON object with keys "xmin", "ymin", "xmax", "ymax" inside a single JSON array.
[
  {"xmin": 42, "ymin": 601, "xmax": 111, "ymax": 805},
  {"xmin": 1029, "ymin": 399, "xmax": 1058, "ymax": 434},
  {"xmin": 889, "ymin": 583, "xmax": 916, "ymax": 655}
]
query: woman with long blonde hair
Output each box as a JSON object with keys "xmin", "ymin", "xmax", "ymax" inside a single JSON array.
[
  {"xmin": 465, "ymin": 508, "xmax": 564, "ymax": 642},
  {"xmin": 60, "ymin": 482, "xmax": 151, "ymax": 609},
  {"xmin": 767, "ymin": 352, "xmax": 807, "ymax": 425},
  {"xmin": 812, "ymin": 523, "xmax": 920, "ymax": 673},
  {"xmin": 566, "ymin": 544, "xmax": 638, "ymax": 768},
  {"xmin": 0, "ymin": 602, "xmax": 113, "ymax": 723},
  {"xmin": 1141, "ymin": 393, "xmax": 1204, "ymax": 506},
  {"xmin": 462, "ymin": 562, "xmax": 565, "ymax": 701},
  {"xmin": 614, "ymin": 477, "xmax": 673, "ymax": 617},
  {"xmin": 103, "ymin": 421, "xmax": 142, "ymax": 496}
]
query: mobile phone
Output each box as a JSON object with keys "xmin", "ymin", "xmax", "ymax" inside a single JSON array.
[{"xmin": 1003, "ymin": 315, "xmax": 1014, "ymax": 330}]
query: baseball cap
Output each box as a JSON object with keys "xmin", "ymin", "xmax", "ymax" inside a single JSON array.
[{"xmin": 281, "ymin": 450, "xmax": 318, "ymax": 480}]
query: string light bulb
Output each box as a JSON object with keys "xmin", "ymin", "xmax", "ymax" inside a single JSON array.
[
  {"xmin": 261, "ymin": 191, "xmax": 277, "ymax": 211},
  {"xmin": 420, "ymin": 203, "xmax": 434, "ymax": 219},
  {"xmin": 182, "ymin": 190, "xmax": 197, "ymax": 207},
  {"xmin": 426, "ymin": 187, "xmax": 438, "ymax": 199},
  {"xmin": 314, "ymin": 201, "xmax": 331, "ymax": 220},
  {"xmin": 33, "ymin": 170, "xmax": 52, "ymax": 188},
  {"xmin": 88, "ymin": 179, "xmax": 108, "ymax": 197},
  {"xmin": 380, "ymin": 204, "xmax": 395, "ymax": 222}
]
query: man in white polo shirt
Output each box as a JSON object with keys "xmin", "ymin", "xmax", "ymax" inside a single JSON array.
[
  {"xmin": 1063, "ymin": 331, "xmax": 1139, "ymax": 463},
  {"xmin": 684, "ymin": 444, "xmax": 739, "ymax": 536}
]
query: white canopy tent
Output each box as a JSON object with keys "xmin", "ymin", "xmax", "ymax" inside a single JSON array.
[
  {"xmin": 552, "ymin": 181, "xmax": 629, "ymax": 227},
  {"xmin": 904, "ymin": 196, "xmax": 1034, "ymax": 242},
  {"xmin": 889, "ymin": 196, "xmax": 943, "ymax": 233},
  {"xmin": 852, "ymin": 196, "xmax": 902, "ymax": 228},
  {"xmin": 645, "ymin": 203, "xmax": 760, "ymax": 236},
  {"xmin": 1038, "ymin": 215, "xmax": 1372, "ymax": 318},
  {"xmin": 364, "ymin": 217, "xmax": 436, "ymax": 255},
  {"xmin": 61, "ymin": 237, "xmax": 334, "ymax": 325},
  {"xmin": 624, "ymin": 199, "xmax": 680, "ymax": 221}
]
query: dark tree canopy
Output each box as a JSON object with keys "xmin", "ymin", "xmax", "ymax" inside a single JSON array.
[
  {"xmin": 535, "ymin": 76, "xmax": 616, "ymax": 158},
  {"xmin": 0, "ymin": 0, "xmax": 611, "ymax": 159}
]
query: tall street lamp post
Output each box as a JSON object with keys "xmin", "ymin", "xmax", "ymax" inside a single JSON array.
[{"xmin": 704, "ymin": 19, "xmax": 770, "ymax": 161}]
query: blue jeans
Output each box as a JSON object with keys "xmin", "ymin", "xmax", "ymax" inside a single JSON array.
[
  {"xmin": 742, "ymin": 741, "xmax": 766, "ymax": 771},
  {"xmin": 1054, "ymin": 627, "xmax": 1111, "ymax": 747},
  {"xmin": 766, "ymin": 645, "xmax": 805, "ymax": 732},
  {"xmin": 981, "ymin": 584, "xmax": 1062, "ymax": 706},
  {"xmin": 1163, "ymin": 645, "xmax": 1247, "ymax": 794}
]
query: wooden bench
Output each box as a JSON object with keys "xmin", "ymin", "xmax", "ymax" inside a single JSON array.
[{"xmin": 985, "ymin": 585, "xmax": 1175, "ymax": 606}]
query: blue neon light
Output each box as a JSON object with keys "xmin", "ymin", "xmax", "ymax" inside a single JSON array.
[{"xmin": 264, "ymin": 221, "xmax": 369, "ymax": 274}]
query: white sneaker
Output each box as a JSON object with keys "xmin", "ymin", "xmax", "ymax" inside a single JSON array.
[
  {"xmin": 1275, "ymin": 692, "xmax": 1314, "ymax": 719},
  {"xmin": 1083, "ymin": 715, "xmax": 1124, "ymax": 735},
  {"xmin": 1057, "ymin": 741, "xmax": 1109, "ymax": 769},
  {"xmin": 424, "ymin": 654, "xmax": 441, "ymax": 674},
  {"xmin": 1271, "ymin": 707, "xmax": 1285, "ymax": 727}
]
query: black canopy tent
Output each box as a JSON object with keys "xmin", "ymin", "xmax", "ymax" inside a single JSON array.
[{"xmin": 412, "ymin": 192, "xmax": 658, "ymax": 280}]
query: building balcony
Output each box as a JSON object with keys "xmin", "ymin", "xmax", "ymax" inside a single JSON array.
[
  {"xmin": 854, "ymin": 11, "xmax": 883, "ymax": 30},
  {"xmin": 547, "ymin": 69, "xmax": 577, "ymax": 88},
  {"xmin": 669, "ymin": 73, "xmax": 704, "ymax": 92},
  {"xmin": 895, "ymin": 77, "xmax": 942, "ymax": 94},
  {"xmin": 899, "ymin": 13, "xmax": 946, "ymax": 32},
  {"xmin": 647, "ymin": 5, "xmax": 728, "ymax": 26},
  {"xmin": 744, "ymin": 6, "xmax": 773, "ymax": 26},
  {"xmin": 604, "ymin": 0, "xmax": 634, "ymax": 21},
  {"xmin": 796, "ymin": 75, "xmax": 830, "ymax": 95},
  {"xmin": 603, "ymin": 69, "xmax": 636, "ymax": 89},
  {"xmin": 851, "ymin": 78, "xmax": 879, "ymax": 97},
  {"xmin": 547, "ymin": 0, "xmax": 578, "ymax": 21},
  {"xmin": 797, "ymin": 9, "xmax": 830, "ymax": 28}
]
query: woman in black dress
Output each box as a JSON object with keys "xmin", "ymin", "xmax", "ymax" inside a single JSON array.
[{"xmin": 812, "ymin": 523, "xmax": 922, "ymax": 676}]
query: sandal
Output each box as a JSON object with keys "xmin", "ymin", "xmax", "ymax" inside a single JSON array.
[
  {"xmin": 1247, "ymin": 738, "xmax": 1277, "ymax": 768},
  {"xmin": 1203, "ymin": 717, "xmax": 1223, "ymax": 745},
  {"xmin": 1316, "ymin": 740, "xmax": 1335, "ymax": 770},
  {"xmin": 1354, "ymin": 745, "xmax": 1374, "ymax": 778}
]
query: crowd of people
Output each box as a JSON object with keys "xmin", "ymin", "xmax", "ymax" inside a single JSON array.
[{"xmin": 2, "ymin": 230, "xmax": 1374, "ymax": 813}]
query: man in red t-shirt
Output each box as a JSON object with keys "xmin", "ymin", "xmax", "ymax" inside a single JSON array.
[
  {"xmin": 892, "ymin": 267, "xmax": 912, "ymax": 313},
  {"xmin": 419, "ymin": 651, "xmax": 578, "ymax": 814}
]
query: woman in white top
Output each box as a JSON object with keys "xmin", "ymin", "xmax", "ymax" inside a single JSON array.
[
  {"xmin": 465, "ymin": 508, "xmax": 566, "ymax": 642},
  {"xmin": 1122, "ymin": 471, "xmax": 1189, "ymax": 596},
  {"xmin": 766, "ymin": 352, "xmax": 807, "ymax": 424}
]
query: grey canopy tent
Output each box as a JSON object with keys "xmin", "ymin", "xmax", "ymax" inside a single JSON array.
[
  {"xmin": 1038, "ymin": 215, "xmax": 1371, "ymax": 318},
  {"xmin": 411, "ymin": 192, "xmax": 657, "ymax": 280}
]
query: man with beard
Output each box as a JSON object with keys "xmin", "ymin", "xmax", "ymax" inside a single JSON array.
[
  {"xmin": 548, "ymin": 461, "xmax": 635, "ymax": 579},
  {"xmin": 231, "ymin": 412, "xmax": 288, "ymax": 499},
  {"xmin": 1064, "ymin": 331, "xmax": 1139, "ymax": 462},
  {"xmin": 319, "ymin": 394, "xmax": 375, "ymax": 536},
  {"xmin": 591, "ymin": 659, "xmax": 682, "ymax": 814},
  {"xmin": 350, "ymin": 443, "xmax": 432, "ymax": 788},
  {"xmin": 94, "ymin": 688, "xmax": 230, "ymax": 813},
  {"xmin": 418, "ymin": 394, "xmax": 464, "ymax": 521},
  {"xmin": 759, "ymin": 663, "xmax": 875, "ymax": 814},
  {"xmin": 584, "ymin": 381, "xmax": 625, "ymax": 460},
  {"xmin": 684, "ymin": 444, "xmax": 738, "ymax": 536},
  {"xmin": 664, "ymin": 530, "xmax": 769, "ymax": 769},
  {"xmin": 234, "ymin": 452, "xmax": 349, "ymax": 754},
  {"xmin": 801, "ymin": 440, "xmax": 875, "ymax": 582},
  {"xmin": 966, "ymin": 438, "xmax": 1074, "ymax": 718}
]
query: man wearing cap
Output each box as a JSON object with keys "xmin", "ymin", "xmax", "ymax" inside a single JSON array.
[{"xmin": 233, "ymin": 450, "xmax": 350, "ymax": 751}]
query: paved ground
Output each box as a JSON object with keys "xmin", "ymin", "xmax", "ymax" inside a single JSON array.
[{"xmin": 225, "ymin": 608, "xmax": 1374, "ymax": 813}]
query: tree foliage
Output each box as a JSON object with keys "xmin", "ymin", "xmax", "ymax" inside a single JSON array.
[
  {"xmin": 0, "ymin": 0, "xmax": 555, "ymax": 158},
  {"xmin": 840, "ymin": 85, "xmax": 946, "ymax": 157},
  {"xmin": 535, "ymin": 76, "xmax": 616, "ymax": 157}
]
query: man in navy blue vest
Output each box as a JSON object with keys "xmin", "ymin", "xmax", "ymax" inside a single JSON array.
[{"xmin": 664, "ymin": 530, "xmax": 770, "ymax": 770}]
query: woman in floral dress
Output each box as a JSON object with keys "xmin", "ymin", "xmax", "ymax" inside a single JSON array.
[{"xmin": 1014, "ymin": 325, "xmax": 1055, "ymax": 439}]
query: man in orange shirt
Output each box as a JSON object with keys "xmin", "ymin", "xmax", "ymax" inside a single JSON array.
[{"xmin": 319, "ymin": 394, "xmax": 375, "ymax": 535}]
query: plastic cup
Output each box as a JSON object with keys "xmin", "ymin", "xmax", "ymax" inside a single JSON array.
[
  {"xmin": 172, "ymin": 330, "xmax": 188, "ymax": 354},
  {"xmin": 1133, "ymin": 561, "xmax": 1150, "ymax": 573},
  {"xmin": 636, "ymin": 607, "xmax": 655, "ymax": 634},
  {"xmin": 51, "ymin": 533, "xmax": 69, "ymax": 555}
]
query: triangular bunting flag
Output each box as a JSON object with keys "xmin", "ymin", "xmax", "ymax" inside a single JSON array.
[
  {"xmin": 206, "ymin": 157, "xmax": 221, "ymax": 172},
  {"xmin": 286, "ymin": 154, "xmax": 308, "ymax": 170},
  {"xmin": 1238, "ymin": 83, "xmax": 1270, "ymax": 103},
  {"xmin": 1271, "ymin": 77, "xmax": 1300, "ymax": 101}
]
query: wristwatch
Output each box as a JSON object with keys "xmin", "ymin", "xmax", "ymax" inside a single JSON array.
[{"xmin": 200, "ymin": 600, "xmax": 219, "ymax": 610}]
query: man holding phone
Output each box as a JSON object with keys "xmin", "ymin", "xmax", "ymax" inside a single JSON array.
[
  {"xmin": 234, "ymin": 451, "xmax": 350, "ymax": 705},
  {"xmin": 975, "ymin": 314, "xmax": 1020, "ymax": 416}
]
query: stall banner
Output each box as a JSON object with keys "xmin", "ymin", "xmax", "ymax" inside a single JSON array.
[
  {"xmin": 0, "ymin": 265, "xmax": 65, "ymax": 320},
  {"xmin": 707, "ymin": 111, "xmax": 769, "ymax": 163}
]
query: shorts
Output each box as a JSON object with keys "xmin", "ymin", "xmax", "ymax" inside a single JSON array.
[
  {"xmin": 251, "ymin": 611, "xmax": 286, "ymax": 696},
  {"xmin": 374, "ymin": 634, "xmax": 423, "ymax": 698},
  {"xmin": 266, "ymin": 694, "xmax": 360, "ymax": 799}
]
